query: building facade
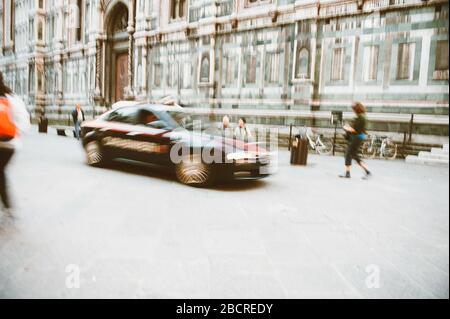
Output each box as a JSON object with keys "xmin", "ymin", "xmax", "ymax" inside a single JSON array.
[{"xmin": 0, "ymin": 0, "xmax": 449, "ymax": 136}]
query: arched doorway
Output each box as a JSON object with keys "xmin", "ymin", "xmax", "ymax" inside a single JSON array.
[{"xmin": 105, "ymin": 2, "xmax": 129, "ymax": 104}]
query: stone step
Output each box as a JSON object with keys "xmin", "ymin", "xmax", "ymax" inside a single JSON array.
[
  {"xmin": 431, "ymin": 147, "xmax": 449, "ymax": 155},
  {"xmin": 418, "ymin": 151, "xmax": 449, "ymax": 161},
  {"xmin": 405, "ymin": 155, "xmax": 449, "ymax": 167},
  {"xmin": 444, "ymin": 144, "xmax": 449, "ymax": 152}
]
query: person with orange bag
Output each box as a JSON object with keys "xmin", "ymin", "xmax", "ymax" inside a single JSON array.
[{"xmin": 0, "ymin": 71, "xmax": 30, "ymax": 220}]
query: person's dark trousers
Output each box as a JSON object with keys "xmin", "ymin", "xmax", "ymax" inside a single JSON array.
[
  {"xmin": 345, "ymin": 136, "xmax": 363, "ymax": 166},
  {"xmin": 0, "ymin": 147, "xmax": 15, "ymax": 209},
  {"xmin": 75, "ymin": 121, "xmax": 81, "ymax": 140}
]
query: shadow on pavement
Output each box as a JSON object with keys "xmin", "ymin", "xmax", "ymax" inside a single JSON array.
[
  {"xmin": 211, "ymin": 179, "xmax": 268, "ymax": 192},
  {"xmin": 99, "ymin": 159, "xmax": 269, "ymax": 191},
  {"xmin": 104, "ymin": 160, "xmax": 175, "ymax": 180}
]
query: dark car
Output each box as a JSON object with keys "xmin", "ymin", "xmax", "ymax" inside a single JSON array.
[{"xmin": 80, "ymin": 104, "xmax": 273, "ymax": 187}]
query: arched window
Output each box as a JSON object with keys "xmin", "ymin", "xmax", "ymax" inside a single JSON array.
[
  {"xmin": 295, "ymin": 47, "xmax": 310, "ymax": 79},
  {"xmin": 200, "ymin": 53, "xmax": 210, "ymax": 83}
]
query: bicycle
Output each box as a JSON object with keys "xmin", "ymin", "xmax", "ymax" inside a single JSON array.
[
  {"xmin": 361, "ymin": 134, "xmax": 398, "ymax": 160},
  {"xmin": 302, "ymin": 127, "xmax": 334, "ymax": 155}
]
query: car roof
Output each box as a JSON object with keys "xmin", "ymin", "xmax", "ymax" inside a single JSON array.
[
  {"xmin": 116, "ymin": 103, "xmax": 185, "ymax": 113},
  {"xmin": 111, "ymin": 100, "xmax": 140, "ymax": 109}
]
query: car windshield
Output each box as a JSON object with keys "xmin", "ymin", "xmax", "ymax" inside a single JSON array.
[{"xmin": 167, "ymin": 111, "xmax": 196, "ymax": 130}]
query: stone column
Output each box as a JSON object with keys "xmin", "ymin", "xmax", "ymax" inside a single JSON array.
[
  {"xmin": 125, "ymin": 0, "xmax": 135, "ymax": 100},
  {"xmin": 93, "ymin": 0, "xmax": 104, "ymax": 104},
  {"xmin": 94, "ymin": 38, "xmax": 103, "ymax": 98},
  {"xmin": 142, "ymin": 41, "xmax": 148, "ymax": 96},
  {"xmin": 54, "ymin": 3, "xmax": 64, "ymax": 116}
]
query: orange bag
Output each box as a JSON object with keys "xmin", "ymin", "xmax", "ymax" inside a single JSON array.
[{"xmin": 0, "ymin": 97, "xmax": 17, "ymax": 141}]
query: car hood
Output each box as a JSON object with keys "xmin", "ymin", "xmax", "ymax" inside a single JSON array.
[{"xmin": 167, "ymin": 129, "xmax": 267, "ymax": 154}]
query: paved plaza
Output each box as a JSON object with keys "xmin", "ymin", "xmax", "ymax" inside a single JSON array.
[{"xmin": 0, "ymin": 130, "xmax": 448, "ymax": 298}]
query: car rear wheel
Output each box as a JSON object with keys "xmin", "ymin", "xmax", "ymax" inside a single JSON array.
[
  {"xmin": 175, "ymin": 153, "xmax": 215, "ymax": 187},
  {"xmin": 85, "ymin": 141, "xmax": 105, "ymax": 167}
]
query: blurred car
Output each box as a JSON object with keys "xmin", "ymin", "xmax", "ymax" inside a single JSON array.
[{"xmin": 80, "ymin": 104, "xmax": 272, "ymax": 187}]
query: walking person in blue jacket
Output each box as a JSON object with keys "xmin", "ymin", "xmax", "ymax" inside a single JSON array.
[{"xmin": 339, "ymin": 102, "xmax": 372, "ymax": 179}]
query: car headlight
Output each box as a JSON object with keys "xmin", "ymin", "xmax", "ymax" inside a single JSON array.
[{"xmin": 226, "ymin": 152, "xmax": 258, "ymax": 161}]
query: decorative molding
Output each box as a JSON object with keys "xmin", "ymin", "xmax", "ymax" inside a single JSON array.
[
  {"xmin": 269, "ymin": 10, "xmax": 279, "ymax": 23},
  {"xmin": 185, "ymin": 26, "xmax": 194, "ymax": 37},
  {"xmin": 357, "ymin": 0, "xmax": 365, "ymax": 10},
  {"xmin": 231, "ymin": 17, "xmax": 238, "ymax": 29}
]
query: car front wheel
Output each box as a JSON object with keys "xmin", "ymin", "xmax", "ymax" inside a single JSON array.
[
  {"xmin": 175, "ymin": 153, "xmax": 215, "ymax": 187},
  {"xmin": 85, "ymin": 141, "xmax": 105, "ymax": 167}
]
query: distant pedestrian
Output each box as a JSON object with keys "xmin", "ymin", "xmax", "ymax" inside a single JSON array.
[
  {"xmin": 340, "ymin": 102, "xmax": 371, "ymax": 179},
  {"xmin": 0, "ymin": 71, "xmax": 30, "ymax": 219},
  {"xmin": 72, "ymin": 104, "xmax": 85, "ymax": 140},
  {"xmin": 234, "ymin": 117, "xmax": 252, "ymax": 142},
  {"xmin": 221, "ymin": 115, "xmax": 233, "ymax": 138}
]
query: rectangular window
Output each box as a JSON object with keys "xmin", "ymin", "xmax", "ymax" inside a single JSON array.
[
  {"xmin": 435, "ymin": 40, "xmax": 449, "ymax": 71},
  {"xmin": 246, "ymin": 0, "xmax": 272, "ymax": 7},
  {"xmin": 2, "ymin": 0, "xmax": 15, "ymax": 46},
  {"xmin": 265, "ymin": 52, "xmax": 280, "ymax": 84},
  {"xmin": 153, "ymin": 63, "xmax": 161, "ymax": 87},
  {"xmin": 245, "ymin": 54, "xmax": 257, "ymax": 84},
  {"xmin": 38, "ymin": 20, "xmax": 44, "ymax": 41},
  {"xmin": 222, "ymin": 55, "xmax": 237, "ymax": 86},
  {"xmin": 433, "ymin": 40, "xmax": 449, "ymax": 81},
  {"xmin": 85, "ymin": 2, "xmax": 90, "ymax": 44},
  {"xmin": 170, "ymin": 0, "xmax": 186, "ymax": 20},
  {"xmin": 166, "ymin": 62, "xmax": 178, "ymax": 87},
  {"xmin": 181, "ymin": 62, "xmax": 191, "ymax": 89},
  {"xmin": 76, "ymin": 0, "xmax": 83, "ymax": 42},
  {"xmin": 49, "ymin": 16, "xmax": 54, "ymax": 43},
  {"xmin": 10, "ymin": 0, "xmax": 14, "ymax": 45},
  {"xmin": 363, "ymin": 45, "xmax": 379, "ymax": 82},
  {"xmin": 331, "ymin": 48, "xmax": 345, "ymax": 81},
  {"xmin": 396, "ymin": 42, "xmax": 415, "ymax": 80}
]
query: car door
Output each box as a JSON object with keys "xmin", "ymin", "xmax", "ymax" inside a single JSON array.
[
  {"xmin": 125, "ymin": 109, "xmax": 173, "ymax": 165},
  {"xmin": 99, "ymin": 107, "xmax": 140, "ymax": 160}
]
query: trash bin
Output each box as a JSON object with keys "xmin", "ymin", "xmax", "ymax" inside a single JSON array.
[
  {"xmin": 38, "ymin": 115, "xmax": 48, "ymax": 133},
  {"xmin": 290, "ymin": 135, "xmax": 308, "ymax": 165}
]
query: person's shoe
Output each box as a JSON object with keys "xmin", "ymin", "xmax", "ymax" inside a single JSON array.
[
  {"xmin": 339, "ymin": 172, "xmax": 351, "ymax": 179},
  {"xmin": 362, "ymin": 171, "xmax": 372, "ymax": 180}
]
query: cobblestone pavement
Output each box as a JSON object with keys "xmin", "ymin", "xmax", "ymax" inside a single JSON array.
[{"xmin": 0, "ymin": 130, "xmax": 448, "ymax": 298}]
